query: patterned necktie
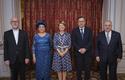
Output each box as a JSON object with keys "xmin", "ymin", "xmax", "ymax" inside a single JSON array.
[
  {"xmin": 106, "ymin": 32, "xmax": 110, "ymax": 44},
  {"xmin": 80, "ymin": 28, "xmax": 84, "ymax": 39}
]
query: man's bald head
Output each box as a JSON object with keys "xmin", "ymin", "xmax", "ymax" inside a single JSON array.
[
  {"xmin": 10, "ymin": 17, "xmax": 19, "ymax": 29},
  {"xmin": 11, "ymin": 17, "xmax": 19, "ymax": 22}
]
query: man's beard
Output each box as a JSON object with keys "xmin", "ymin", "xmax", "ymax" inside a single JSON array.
[{"xmin": 13, "ymin": 26, "xmax": 19, "ymax": 29}]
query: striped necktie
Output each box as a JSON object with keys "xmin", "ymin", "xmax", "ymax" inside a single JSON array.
[
  {"xmin": 106, "ymin": 32, "xmax": 110, "ymax": 44},
  {"xmin": 80, "ymin": 29, "xmax": 84, "ymax": 39}
]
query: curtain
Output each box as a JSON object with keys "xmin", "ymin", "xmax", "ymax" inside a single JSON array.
[{"xmin": 23, "ymin": 0, "xmax": 103, "ymax": 71}]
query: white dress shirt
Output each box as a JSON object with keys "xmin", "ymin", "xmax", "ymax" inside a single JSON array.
[
  {"xmin": 78, "ymin": 27, "xmax": 85, "ymax": 52},
  {"xmin": 105, "ymin": 31, "xmax": 112, "ymax": 43},
  {"xmin": 79, "ymin": 27, "xmax": 85, "ymax": 34},
  {"xmin": 13, "ymin": 29, "xmax": 19, "ymax": 45}
]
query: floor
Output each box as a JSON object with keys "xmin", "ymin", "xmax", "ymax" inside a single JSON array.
[{"xmin": 0, "ymin": 71, "xmax": 125, "ymax": 80}]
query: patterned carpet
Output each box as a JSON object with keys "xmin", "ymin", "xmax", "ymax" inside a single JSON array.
[
  {"xmin": 30, "ymin": 71, "xmax": 125, "ymax": 80},
  {"xmin": 0, "ymin": 71, "xmax": 125, "ymax": 80},
  {"xmin": 51, "ymin": 71, "xmax": 125, "ymax": 80}
]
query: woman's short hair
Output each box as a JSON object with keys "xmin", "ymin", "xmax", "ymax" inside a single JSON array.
[{"xmin": 58, "ymin": 21, "xmax": 66, "ymax": 26}]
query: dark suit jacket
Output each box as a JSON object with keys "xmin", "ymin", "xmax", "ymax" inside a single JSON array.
[
  {"xmin": 71, "ymin": 26, "xmax": 92, "ymax": 56},
  {"xmin": 96, "ymin": 31, "xmax": 123, "ymax": 62},
  {"xmin": 4, "ymin": 29, "xmax": 30, "ymax": 64}
]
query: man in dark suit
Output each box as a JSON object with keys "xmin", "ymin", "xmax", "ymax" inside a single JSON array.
[
  {"xmin": 4, "ymin": 17, "xmax": 30, "ymax": 80},
  {"xmin": 96, "ymin": 20, "xmax": 123, "ymax": 80},
  {"xmin": 72, "ymin": 16, "xmax": 92, "ymax": 80}
]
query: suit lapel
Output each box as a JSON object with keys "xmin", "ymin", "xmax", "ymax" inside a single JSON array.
[
  {"xmin": 103, "ymin": 31, "xmax": 115, "ymax": 46},
  {"xmin": 10, "ymin": 29, "xmax": 21, "ymax": 46},
  {"xmin": 102, "ymin": 31, "xmax": 108, "ymax": 45},
  {"xmin": 77, "ymin": 27, "xmax": 83, "ymax": 40},
  {"xmin": 17, "ymin": 30, "xmax": 21, "ymax": 46},
  {"xmin": 83, "ymin": 27, "xmax": 87, "ymax": 39},
  {"xmin": 108, "ymin": 31, "xmax": 115, "ymax": 45},
  {"xmin": 77, "ymin": 27, "xmax": 86, "ymax": 40},
  {"xmin": 10, "ymin": 30, "xmax": 17, "ymax": 46}
]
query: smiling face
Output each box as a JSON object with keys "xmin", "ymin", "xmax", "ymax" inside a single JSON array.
[
  {"xmin": 104, "ymin": 21, "xmax": 112, "ymax": 32},
  {"xmin": 78, "ymin": 17, "xmax": 86, "ymax": 28},
  {"xmin": 10, "ymin": 17, "xmax": 19, "ymax": 29},
  {"xmin": 59, "ymin": 23, "xmax": 65, "ymax": 32},
  {"xmin": 37, "ymin": 25, "xmax": 46, "ymax": 33}
]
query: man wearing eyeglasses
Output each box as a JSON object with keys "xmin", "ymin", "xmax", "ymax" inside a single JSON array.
[
  {"xmin": 72, "ymin": 16, "xmax": 92, "ymax": 80},
  {"xmin": 96, "ymin": 20, "xmax": 123, "ymax": 80},
  {"xmin": 4, "ymin": 17, "xmax": 30, "ymax": 80}
]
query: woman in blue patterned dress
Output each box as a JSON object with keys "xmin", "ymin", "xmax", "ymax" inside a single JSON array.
[
  {"xmin": 52, "ymin": 21, "xmax": 72, "ymax": 80},
  {"xmin": 32, "ymin": 20, "xmax": 51, "ymax": 80}
]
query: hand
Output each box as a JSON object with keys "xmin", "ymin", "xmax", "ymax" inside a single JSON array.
[
  {"xmin": 32, "ymin": 54, "xmax": 36, "ymax": 64},
  {"xmin": 117, "ymin": 58, "xmax": 121, "ymax": 63},
  {"xmin": 59, "ymin": 52, "xmax": 64, "ymax": 57},
  {"xmin": 65, "ymin": 48, "xmax": 69, "ymax": 53},
  {"xmin": 57, "ymin": 49, "xmax": 65, "ymax": 57},
  {"xmin": 33, "ymin": 57, "xmax": 36, "ymax": 64},
  {"xmin": 4, "ymin": 60, "xmax": 10, "ymax": 66},
  {"xmin": 96, "ymin": 56, "xmax": 100, "ymax": 62},
  {"xmin": 61, "ymin": 48, "xmax": 68, "ymax": 57},
  {"xmin": 79, "ymin": 48, "xmax": 86, "ymax": 54},
  {"xmin": 25, "ymin": 58, "xmax": 29, "ymax": 64}
]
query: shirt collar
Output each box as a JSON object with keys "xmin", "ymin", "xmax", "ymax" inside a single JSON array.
[
  {"xmin": 12, "ymin": 29, "xmax": 19, "ymax": 32},
  {"xmin": 105, "ymin": 30, "xmax": 112, "ymax": 34},
  {"xmin": 79, "ymin": 26, "xmax": 85, "ymax": 30}
]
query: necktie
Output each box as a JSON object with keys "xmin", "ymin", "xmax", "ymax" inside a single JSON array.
[
  {"xmin": 80, "ymin": 29, "xmax": 84, "ymax": 39},
  {"xmin": 106, "ymin": 32, "xmax": 110, "ymax": 44}
]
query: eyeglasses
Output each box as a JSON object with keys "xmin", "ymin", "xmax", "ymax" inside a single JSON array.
[
  {"xmin": 11, "ymin": 21, "xmax": 18, "ymax": 22},
  {"xmin": 104, "ymin": 25, "xmax": 112, "ymax": 26},
  {"xmin": 78, "ymin": 21, "xmax": 85, "ymax": 22},
  {"xmin": 38, "ymin": 25, "xmax": 45, "ymax": 28}
]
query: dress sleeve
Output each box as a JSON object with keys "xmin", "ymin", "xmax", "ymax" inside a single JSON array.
[
  {"xmin": 53, "ymin": 33, "xmax": 59, "ymax": 49},
  {"xmin": 49, "ymin": 34, "xmax": 53, "ymax": 49},
  {"xmin": 32, "ymin": 35, "xmax": 36, "ymax": 54},
  {"xmin": 66, "ymin": 33, "xmax": 71, "ymax": 49}
]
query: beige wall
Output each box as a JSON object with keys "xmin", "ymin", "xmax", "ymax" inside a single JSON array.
[
  {"xmin": 0, "ymin": 0, "xmax": 21, "ymax": 44},
  {"xmin": 0, "ymin": 0, "xmax": 21, "ymax": 77},
  {"xmin": 0, "ymin": 0, "xmax": 3, "ymax": 44}
]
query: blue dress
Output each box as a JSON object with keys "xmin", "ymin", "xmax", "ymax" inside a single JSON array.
[
  {"xmin": 52, "ymin": 32, "xmax": 72, "ymax": 72},
  {"xmin": 32, "ymin": 33, "xmax": 51, "ymax": 80}
]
